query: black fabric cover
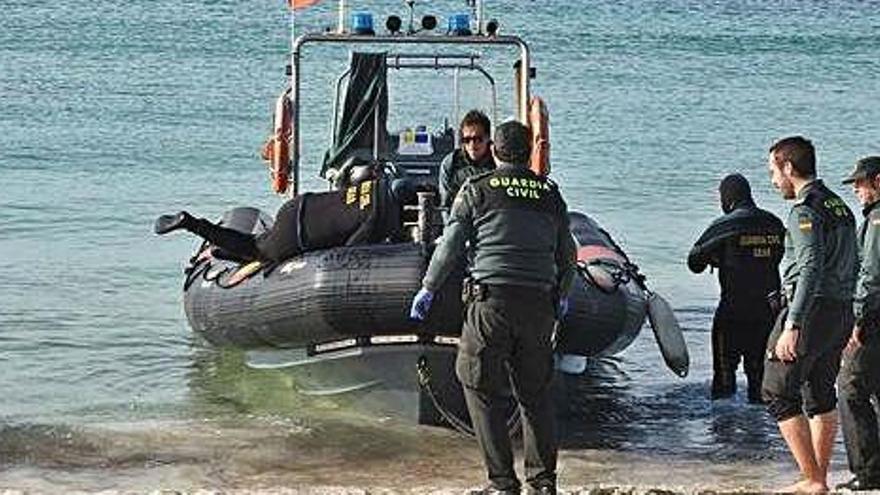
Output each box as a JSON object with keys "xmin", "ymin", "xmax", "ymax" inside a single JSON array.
[{"xmin": 321, "ymin": 52, "xmax": 389, "ymax": 178}]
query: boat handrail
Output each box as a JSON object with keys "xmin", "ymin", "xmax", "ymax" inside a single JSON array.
[{"xmin": 289, "ymin": 33, "xmax": 530, "ymax": 196}]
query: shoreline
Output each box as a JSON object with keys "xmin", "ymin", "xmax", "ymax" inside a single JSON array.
[{"xmin": 0, "ymin": 417, "xmax": 847, "ymax": 494}]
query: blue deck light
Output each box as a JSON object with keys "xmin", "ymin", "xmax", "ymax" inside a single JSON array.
[
  {"xmin": 447, "ymin": 13, "xmax": 471, "ymax": 36},
  {"xmin": 351, "ymin": 12, "xmax": 375, "ymax": 35}
]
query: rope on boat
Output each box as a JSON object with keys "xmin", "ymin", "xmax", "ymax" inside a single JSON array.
[
  {"xmin": 598, "ymin": 227, "xmax": 648, "ymax": 290},
  {"xmin": 576, "ymin": 227, "xmax": 648, "ymax": 294},
  {"xmin": 416, "ymin": 355, "xmax": 522, "ymax": 438}
]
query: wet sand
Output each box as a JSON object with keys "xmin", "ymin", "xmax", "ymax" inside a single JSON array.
[{"xmin": 0, "ymin": 416, "xmax": 849, "ymax": 494}]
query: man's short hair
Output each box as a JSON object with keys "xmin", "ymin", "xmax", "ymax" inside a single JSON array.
[
  {"xmin": 493, "ymin": 121, "xmax": 531, "ymax": 165},
  {"xmin": 459, "ymin": 109, "xmax": 491, "ymax": 137},
  {"xmin": 769, "ymin": 136, "xmax": 816, "ymax": 178}
]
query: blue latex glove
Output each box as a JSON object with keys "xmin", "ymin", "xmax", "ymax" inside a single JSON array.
[
  {"xmin": 410, "ymin": 288, "xmax": 435, "ymax": 321},
  {"xmin": 557, "ymin": 297, "xmax": 570, "ymax": 320}
]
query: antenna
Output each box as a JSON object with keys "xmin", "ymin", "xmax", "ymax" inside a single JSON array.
[
  {"xmin": 337, "ymin": 0, "xmax": 346, "ymax": 33},
  {"xmin": 405, "ymin": 0, "xmax": 416, "ymax": 34},
  {"xmin": 466, "ymin": 0, "xmax": 483, "ymax": 34}
]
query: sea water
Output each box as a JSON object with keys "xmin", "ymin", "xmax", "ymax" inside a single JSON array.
[{"xmin": 2, "ymin": 0, "xmax": 879, "ymax": 492}]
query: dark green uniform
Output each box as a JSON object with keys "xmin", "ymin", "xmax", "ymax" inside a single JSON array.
[
  {"xmin": 839, "ymin": 199, "xmax": 880, "ymax": 485},
  {"xmin": 423, "ymin": 163, "xmax": 576, "ymax": 493},
  {"xmin": 762, "ymin": 179, "xmax": 857, "ymax": 421},
  {"xmin": 438, "ymin": 149, "xmax": 495, "ymax": 210}
]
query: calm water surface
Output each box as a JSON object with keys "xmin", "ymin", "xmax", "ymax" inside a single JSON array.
[{"xmin": 2, "ymin": 0, "xmax": 879, "ymax": 492}]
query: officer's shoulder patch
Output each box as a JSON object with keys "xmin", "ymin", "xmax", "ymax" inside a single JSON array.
[
  {"xmin": 794, "ymin": 208, "xmax": 814, "ymax": 232},
  {"xmin": 797, "ymin": 212, "xmax": 813, "ymax": 231}
]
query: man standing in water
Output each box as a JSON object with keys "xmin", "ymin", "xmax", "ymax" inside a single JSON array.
[
  {"xmin": 688, "ymin": 173, "xmax": 785, "ymax": 403},
  {"xmin": 410, "ymin": 121, "xmax": 575, "ymax": 495},
  {"xmin": 837, "ymin": 156, "xmax": 880, "ymax": 491},
  {"xmin": 763, "ymin": 136, "xmax": 857, "ymax": 493},
  {"xmin": 439, "ymin": 109, "xmax": 496, "ymax": 211}
]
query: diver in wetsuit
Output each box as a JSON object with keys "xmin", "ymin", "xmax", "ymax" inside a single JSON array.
[
  {"xmin": 154, "ymin": 166, "xmax": 401, "ymax": 263},
  {"xmin": 688, "ymin": 173, "xmax": 785, "ymax": 403}
]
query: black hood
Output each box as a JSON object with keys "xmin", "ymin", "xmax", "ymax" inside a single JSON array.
[{"xmin": 719, "ymin": 173, "xmax": 753, "ymax": 213}]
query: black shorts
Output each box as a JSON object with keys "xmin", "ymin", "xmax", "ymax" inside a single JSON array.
[{"xmin": 762, "ymin": 298, "xmax": 852, "ymax": 421}]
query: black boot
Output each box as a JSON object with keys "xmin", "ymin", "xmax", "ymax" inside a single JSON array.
[
  {"xmin": 526, "ymin": 483, "xmax": 556, "ymax": 495},
  {"xmin": 154, "ymin": 211, "xmax": 192, "ymax": 235},
  {"xmin": 836, "ymin": 476, "xmax": 880, "ymax": 491},
  {"xmin": 469, "ymin": 487, "xmax": 520, "ymax": 495}
]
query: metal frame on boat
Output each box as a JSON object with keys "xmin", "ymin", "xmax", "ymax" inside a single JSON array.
[{"xmin": 288, "ymin": 32, "xmax": 530, "ymax": 196}]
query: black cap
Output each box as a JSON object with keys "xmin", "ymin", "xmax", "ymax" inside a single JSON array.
[
  {"xmin": 492, "ymin": 121, "xmax": 531, "ymax": 165},
  {"xmin": 842, "ymin": 156, "xmax": 880, "ymax": 184}
]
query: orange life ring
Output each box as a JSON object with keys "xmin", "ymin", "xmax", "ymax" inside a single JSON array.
[
  {"xmin": 261, "ymin": 89, "xmax": 292, "ymax": 194},
  {"xmin": 528, "ymin": 96, "xmax": 550, "ymax": 176}
]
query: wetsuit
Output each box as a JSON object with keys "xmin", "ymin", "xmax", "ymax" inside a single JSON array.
[
  {"xmin": 688, "ymin": 196, "xmax": 784, "ymax": 402},
  {"xmin": 438, "ymin": 149, "xmax": 495, "ymax": 210},
  {"xmin": 762, "ymin": 179, "xmax": 857, "ymax": 422},
  {"xmin": 839, "ymin": 198, "xmax": 880, "ymax": 485},
  {"xmin": 176, "ymin": 178, "xmax": 400, "ymax": 263},
  {"xmin": 422, "ymin": 163, "xmax": 576, "ymax": 493}
]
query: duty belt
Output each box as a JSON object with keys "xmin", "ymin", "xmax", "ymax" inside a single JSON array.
[{"xmin": 462, "ymin": 278, "xmax": 551, "ymax": 304}]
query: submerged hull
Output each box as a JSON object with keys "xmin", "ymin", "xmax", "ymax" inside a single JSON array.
[{"xmin": 244, "ymin": 343, "xmax": 469, "ymax": 426}]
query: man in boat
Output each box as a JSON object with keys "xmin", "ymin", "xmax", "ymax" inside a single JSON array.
[
  {"xmin": 763, "ymin": 135, "xmax": 857, "ymax": 494},
  {"xmin": 687, "ymin": 173, "xmax": 785, "ymax": 403},
  {"xmin": 836, "ymin": 156, "xmax": 880, "ymax": 491},
  {"xmin": 439, "ymin": 109, "xmax": 496, "ymax": 211},
  {"xmin": 153, "ymin": 161, "xmax": 401, "ymax": 263},
  {"xmin": 410, "ymin": 121, "xmax": 576, "ymax": 495}
]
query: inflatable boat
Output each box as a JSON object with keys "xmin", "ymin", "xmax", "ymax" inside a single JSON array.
[{"xmin": 174, "ymin": 1, "xmax": 688, "ymax": 429}]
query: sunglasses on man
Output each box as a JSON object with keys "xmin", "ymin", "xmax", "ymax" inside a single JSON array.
[{"xmin": 461, "ymin": 135, "xmax": 487, "ymax": 144}]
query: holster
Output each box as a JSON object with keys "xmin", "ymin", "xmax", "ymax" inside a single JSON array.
[{"xmin": 461, "ymin": 277, "xmax": 486, "ymax": 304}]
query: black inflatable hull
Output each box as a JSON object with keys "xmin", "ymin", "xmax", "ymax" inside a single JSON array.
[{"xmin": 183, "ymin": 209, "xmax": 647, "ymax": 357}]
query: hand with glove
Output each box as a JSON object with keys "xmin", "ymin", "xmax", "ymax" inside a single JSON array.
[
  {"xmin": 410, "ymin": 288, "xmax": 435, "ymax": 321},
  {"xmin": 557, "ymin": 297, "xmax": 569, "ymax": 321}
]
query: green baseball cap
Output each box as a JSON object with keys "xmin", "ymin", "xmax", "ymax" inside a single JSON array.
[{"xmin": 842, "ymin": 156, "xmax": 880, "ymax": 184}]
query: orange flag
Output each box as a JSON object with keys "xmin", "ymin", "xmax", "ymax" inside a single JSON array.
[{"xmin": 289, "ymin": 0, "xmax": 321, "ymax": 9}]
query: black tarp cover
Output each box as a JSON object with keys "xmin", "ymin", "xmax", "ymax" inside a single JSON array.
[{"xmin": 321, "ymin": 52, "xmax": 389, "ymax": 178}]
